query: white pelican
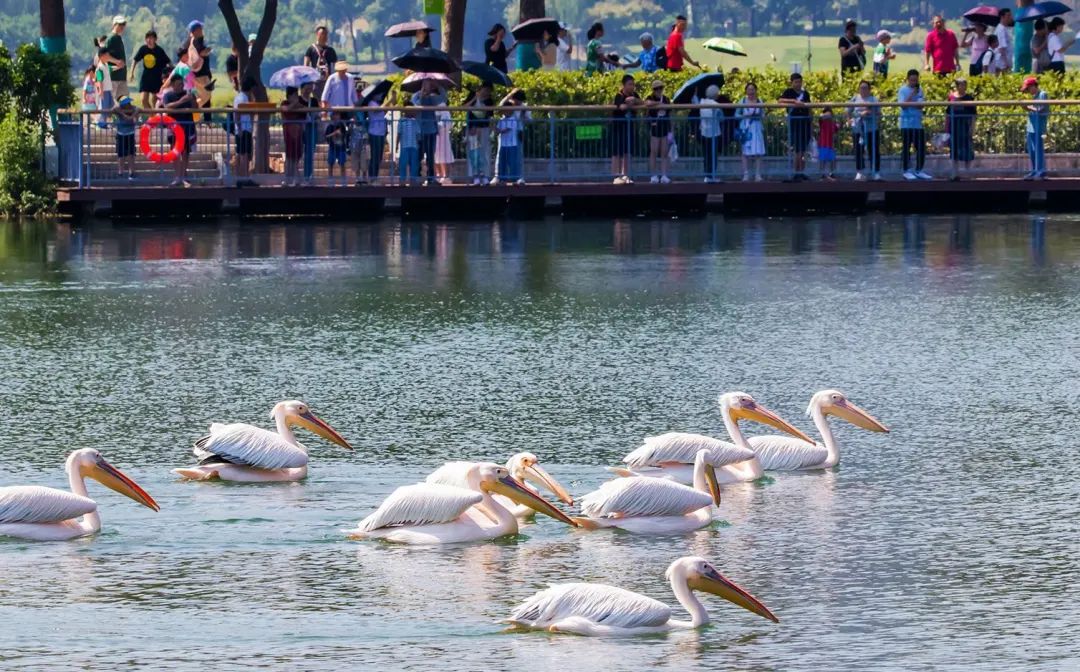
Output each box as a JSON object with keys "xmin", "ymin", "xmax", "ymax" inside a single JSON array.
[
  {"xmin": 0, "ymin": 449, "xmax": 159, "ymax": 541},
  {"xmin": 347, "ymin": 462, "xmax": 577, "ymax": 544},
  {"xmin": 174, "ymin": 400, "xmax": 352, "ymax": 482},
  {"xmin": 616, "ymin": 392, "xmax": 814, "ymax": 484},
  {"xmin": 574, "ymin": 449, "xmax": 721, "ymax": 534},
  {"xmin": 748, "ymin": 389, "xmax": 889, "ymax": 471},
  {"xmin": 425, "ymin": 452, "xmax": 573, "ymax": 520},
  {"xmin": 507, "ymin": 555, "xmax": 778, "ymax": 636}
]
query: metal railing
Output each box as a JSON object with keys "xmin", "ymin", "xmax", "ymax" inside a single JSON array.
[{"xmin": 57, "ymin": 100, "xmax": 1074, "ymax": 188}]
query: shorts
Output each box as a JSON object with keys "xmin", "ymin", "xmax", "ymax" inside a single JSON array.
[
  {"xmin": 788, "ymin": 118, "xmax": 812, "ymax": 153},
  {"xmin": 649, "ymin": 119, "xmax": 671, "ymax": 138},
  {"xmin": 235, "ymin": 130, "xmax": 253, "ymax": 155},
  {"xmin": 1048, "ymin": 61, "xmax": 1065, "ymax": 74},
  {"xmin": 112, "ymin": 80, "xmax": 130, "ymax": 98},
  {"xmin": 116, "ymin": 133, "xmax": 135, "ymax": 158},
  {"xmin": 327, "ymin": 144, "xmax": 347, "ymax": 166},
  {"xmin": 817, "ymin": 147, "xmax": 836, "ymax": 162},
  {"xmin": 610, "ymin": 120, "xmax": 634, "ymax": 156},
  {"xmin": 168, "ymin": 129, "xmax": 195, "ymax": 155}
]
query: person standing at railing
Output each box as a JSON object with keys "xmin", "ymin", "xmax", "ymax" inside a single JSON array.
[
  {"xmin": 349, "ymin": 90, "xmax": 370, "ymax": 186},
  {"xmin": 924, "ymin": 16, "xmax": 960, "ymax": 76},
  {"xmin": 697, "ymin": 84, "xmax": 722, "ymax": 183},
  {"xmin": 397, "ymin": 102, "xmax": 421, "ymax": 185},
  {"xmin": 366, "ymin": 90, "xmax": 390, "ymax": 184},
  {"xmin": 93, "ymin": 47, "xmax": 113, "ymax": 128},
  {"xmin": 160, "ymin": 74, "xmax": 197, "ymax": 188},
  {"xmin": 81, "ymin": 66, "xmax": 98, "ymax": 113},
  {"xmin": 280, "ymin": 86, "xmax": 305, "ymax": 187},
  {"xmin": 114, "ymin": 96, "xmax": 138, "ymax": 182},
  {"xmin": 849, "ymin": 79, "xmax": 882, "ymax": 182},
  {"xmin": 494, "ymin": 102, "xmax": 522, "ymax": 184},
  {"xmin": 898, "ymin": 70, "xmax": 932, "ymax": 181},
  {"xmin": 644, "ymin": 81, "xmax": 672, "ymax": 184},
  {"xmin": 736, "ymin": 82, "xmax": 766, "ymax": 183},
  {"xmin": 130, "ymin": 31, "xmax": 171, "ymax": 110},
  {"xmin": 817, "ymin": 107, "xmax": 838, "ymax": 181},
  {"xmin": 325, "ymin": 111, "xmax": 349, "ymax": 186},
  {"xmin": 1015, "ymin": 0, "xmax": 1035, "ymax": 73},
  {"xmin": 464, "ymin": 84, "xmax": 494, "ymax": 185},
  {"xmin": 301, "ymin": 81, "xmax": 320, "ymax": 186},
  {"xmin": 435, "ymin": 101, "xmax": 455, "ymax": 184},
  {"xmin": 779, "ymin": 72, "xmax": 812, "ymax": 183},
  {"xmin": 611, "ymin": 74, "xmax": 643, "ymax": 184},
  {"xmin": 232, "ymin": 76, "xmax": 255, "ymax": 185},
  {"xmin": 1021, "ymin": 76, "xmax": 1049, "ymax": 180},
  {"xmin": 947, "ymin": 78, "xmax": 976, "ymax": 181},
  {"xmin": 995, "ymin": 8, "xmax": 1014, "ymax": 72},
  {"xmin": 412, "ymin": 80, "xmax": 445, "ymax": 186}
]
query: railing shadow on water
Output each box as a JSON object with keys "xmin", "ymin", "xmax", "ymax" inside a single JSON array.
[{"xmin": 55, "ymin": 99, "xmax": 1071, "ymax": 188}]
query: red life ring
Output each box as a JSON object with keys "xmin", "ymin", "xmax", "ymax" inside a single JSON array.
[{"xmin": 139, "ymin": 114, "xmax": 186, "ymax": 163}]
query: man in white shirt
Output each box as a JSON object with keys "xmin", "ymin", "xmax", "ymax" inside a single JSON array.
[
  {"xmin": 697, "ymin": 84, "xmax": 722, "ymax": 183},
  {"xmin": 994, "ymin": 8, "xmax": 1014, "ymax": 72},
  {"xmin": 320, "ymin": 61, "xmax": 356, "ymax": 111},
  {"xmin": 555, "ymin": 23, "xmax": 573, "ymax": 71}
]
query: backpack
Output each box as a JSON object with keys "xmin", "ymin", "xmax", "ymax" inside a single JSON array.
[{"xmin": 656, "ymin": 45, "xmax": 668, "ymax": 71}]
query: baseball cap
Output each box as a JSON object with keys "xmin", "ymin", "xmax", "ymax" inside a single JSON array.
[
  {"xmin": 118, "ymin": 96, "xmax": 133, "ymax": 105},
  {"xmin": 112, "ymin": 15, "xmax": 127, "ymax": 25},
  {"xmin": 1021, "ymin": 76, "xmax": 1038, "ymax": 90},
  {"xmin": 188, "ymin": 20, "xmax": 204, "ymax": 32}
]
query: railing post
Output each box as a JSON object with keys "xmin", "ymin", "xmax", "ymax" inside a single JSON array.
[
  {"xmin": 78, "ymin": 112, "xmax": 86, "ymax": 189},
  {"xmin": 224, "ymin": 112, "xmax": 233, "ymax": 187},
  {"xmin": 547, "ymin": 111, "xmax": 555, "ymax": 184}
]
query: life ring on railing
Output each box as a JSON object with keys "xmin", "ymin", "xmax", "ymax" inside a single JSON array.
[{"xmin": 139, "ymin": 114, "xmax": 185, "ymax": 163}]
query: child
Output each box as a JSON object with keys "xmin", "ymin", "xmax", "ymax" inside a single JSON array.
[
  {"xmin": 493, "ymin": 102, "xmax": 520, "ymax": 185},
  {"xmin": 81, "ymin": 66, "xmax": 98, "ymax": 112},
  {"xmin": 817, "ymin": 107, "xmax": 838, "ymax": 181},
  {"xmin": 232, "ymin": 76, "xmax": 255, "ymax": 184},
  {"xmin": 349, "ymin": 110, "xmax": 369, "ymax": 185},
  {"xmin": 397, "ymin": 102, "xmax": 420, "ymax": 185},
  {"xmin": 114, "ymin": 96, "xmax": 138, "ymax": 180},
  {"xmin": 873, "ymin": 30, "xmax": 895, "ymax": 78},
  {"xmin": 983, "ymin": 34, "xmax": 1004, "ymax": 75},
  {"xmin": 325, "ymin": 111, "xmax": 349, "ymax": 186},
  {"xmin": 94, "ymin": 45, "xmax": 114, "ymax": 128}
]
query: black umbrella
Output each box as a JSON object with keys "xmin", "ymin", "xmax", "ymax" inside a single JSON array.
[
  {"xmin": 511, "ymin": 17, "xmax": 561, "ymax": 42},
  {"xmin": 359, "ymin": 79, "xmax": 393, "ymax": 106},
  {"xmin": 673, "ymin": 73, "xmax": 726, "ymax": 104},
  {"xmin": 384, "ymin": 20, "xmax": 435, "ymax": 38},
  {"xmin": 460, "ymin": 60, "xmax": 513, "ymax": 86},
  {"xmin": 391, "ymin": 47, "xmax": 460, "ymax": 74}
]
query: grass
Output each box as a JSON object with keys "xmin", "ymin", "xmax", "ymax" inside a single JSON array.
[{"xmin": 683, "ymin": 35, "xmax": 925, "ymax": 75}]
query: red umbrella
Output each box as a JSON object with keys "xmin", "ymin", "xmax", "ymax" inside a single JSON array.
[{"xmin": 964, "ymin": 5, "xmax": 1002, "ymax": 26}]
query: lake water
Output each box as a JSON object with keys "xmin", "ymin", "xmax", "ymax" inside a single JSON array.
[{"xmin": 0, "ymin": 215, "xmax": 1078, "ymax": 670}]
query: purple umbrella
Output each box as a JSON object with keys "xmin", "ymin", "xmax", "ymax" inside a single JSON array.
[
  {"xmin": 964, "ymin": 5, "xmax": 1003, "ymax": 26},
  {"xmin": 400, "ymin": 72, "xmax": 458, "ymax": 93}
]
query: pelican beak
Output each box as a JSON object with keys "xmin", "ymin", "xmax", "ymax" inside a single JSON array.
[
  {"xmin": 831, "ymin": 399, "xmax": 890, "ymax": 433},
  {"xmin": 733, "ymin": 401, "xmax": 815, "ymax": 444},
  {"xmin": 705, "ymin": 464, "xmax": 721, "ymax": 506},
  {"xmin": 523, "ymin": 463, "xmax": 574, "ymax": 505},
  {"xmin": 489, "ymin": 475, "xmax": 577, "ymax": 526},
  {"xmin": 296, "ymin": 410, "xmax": 353, "ymax": 449},
  {"xmin": 88, "ymin": 456, "xmax": 160, "ymax": 512},
  {"xmin": 689, "ymin": 567, "xmax": 779, "ymax": 623}
]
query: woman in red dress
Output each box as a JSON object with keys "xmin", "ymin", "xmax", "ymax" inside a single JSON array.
[{"xmin": 281, "ymin": 86, "xmax": 305, "ymax": 186}]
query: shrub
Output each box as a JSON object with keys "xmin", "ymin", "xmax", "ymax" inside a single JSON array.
[
  {"xmin": 12, "ymin": 44, "xmax": 74, "ymax": 136},
  {"xmin": 0, "ymin": 113, "xmax": 52, "ymax": 216}
]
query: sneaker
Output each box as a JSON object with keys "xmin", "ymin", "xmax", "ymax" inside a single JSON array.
[
  {"xmin": 516, "ymin": 178, "xmax": 526, "ymax": 185},
  {"xmin": 872, "ymin": 172, "xmax": 884, "ymax": 182},
  {"xmin": 489, "ymin": 177, "xmax": 501, "ymax": 185},
  {"xmin": 741, "ymin": 173, "xmax": 750, "ymax": 182},
  {"xmin": 624, "ymin": 177, "xmax": 634, "ymax": 184},
  {"xmin": 127, "ymin": 175, "xmax": 135, "ymax": 182},
  {"xmin": 650, "ymin": 175, "xmax": 660, "ymax": 183},
  {"xmin": 1035, "ymin": 171, "xmax": 1048, "ymax": 180},
  {"xmin": 703, "ymin": 177, "xmax": 712, "ymax": 184},
  {"xmin": 181, "ymin": 180, "xmax": 191, "ymax": 188},
  {"xmin": 915, "ymin": 171, "xmax": 933, "ymax": 180},
  {"xmin": 754, "ymin": 174, "xmax": 764, "ymax": 182},
  {"xmin": 854, "ymin": 172, "xmax": 866, "ymax": 182},
  {"xmin": 902, "ymin": 171, "xmax": 917, "ymax": 181},
  {"xmin": 168, "ymin": 178, "xmax": 181, "ymax": 187},
  {"xmin": 660, "ymin": 175, "xmax": 671, "ymax": 184},
  {"xmin": 613, "ymin": 176, "xmax": 625, "ymax": 184}
]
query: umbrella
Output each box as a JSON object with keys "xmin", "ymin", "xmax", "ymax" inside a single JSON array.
[
  {"xmin": 461, "ymin": 60, "xmax": 513, "ymax": 86},
  {"xmin": 400, "ymin": 72, "xmax": 458, "ymax": 93},
  {"xmin": 385, "ymin": 20, "xmax": 435, "ymax": 38},
  {"xmin": 359, "ymin": 79, "xmax": 393, "ymax": 107},
  {"xmin": 268, "ymin": 65, "xmax": 321, "ymax": 89},
  {"xmin": 511, "ymin": 17, "xmax": 561, "ymax": 42},
  {"xmin": 963, "ymin": 6, "xmax": 1003, "ymax": 26},
  {"xmin": 1017, "ymin": 1, "xmax": 1072, "ymax": 21},
  {"xmin": 702, "ymin": 37, "xmax": 748, "ymax": 57},
  {"xmin": 672, "ymin": 72, "xmax": 726, "ymax": 104},
  {"xmin": 392, "ymin": 47, "xmax": 460, "ymax": 74}
]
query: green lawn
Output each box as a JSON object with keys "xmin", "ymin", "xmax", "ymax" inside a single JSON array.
[{"xmin": 682, "ymin": 35, "xmax": 924, "ymax": 76}]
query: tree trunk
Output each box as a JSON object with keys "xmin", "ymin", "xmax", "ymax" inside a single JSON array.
[
  {"xmin": 39, "ymin": 0, "xmax": 66, "ymax": 53},
  {"xmin": 443, "ymin": 0, "xmax": 467, "ymax": 76},
  {"xmin": 348, "ymin": 15, "xmax": 360, "ymax": 63},
  {"xmin": 219, "ymin": 0, "xmax": 277, "ymax": 173},
  {"xmin": 518, "ymin": 0, "xmax": 544, "ymax": 22}
]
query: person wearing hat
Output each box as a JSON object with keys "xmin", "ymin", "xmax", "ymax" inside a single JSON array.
[
  {"xmin": 181, "ymin": 20, "xmax": 214, "ymax": 119},
  {"xmin": 305, "ymin": 25, "xmax": 339, "ymax": 99},
  {"xmin": 839, "ymin": 20, "xmax": 866, "ymax": 76},
  {"xmin": 103, "ymin": 16, "xmax": 129, "ymax": 98},
  {"xmin": 1021, "ymin": 76, "xmax": 1049, "ymax": 179},
  {"xmin": 644, "ymin": 80, "xmax": 672, "ymax": 183},
  {"xmin": 556, "ymin": 23, "xmax": 574, "ymax": 71},
  {"xmin": 485, "ymin": 24, "xmax": 509, "ymax": 74},
  {"xmin": 130, "ymin": 30, "xmax": 171, "ymax": 109},
  {"xmin": 622, "ymin": 33, "xmax": 664, "ymax": 73},
  {"xmin": 113, "ymin": 95, "xmax": 138, "ymax": 181},
  {"xmin": 320, "ymin": 60, "xmax": 356, "ymax": 111},
  {"xmin": 873, "ymin": 30, "xmax": 895, "ymax": 77}
]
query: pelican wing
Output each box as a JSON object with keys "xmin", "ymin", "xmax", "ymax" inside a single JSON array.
[
  {"xmin": 747, "ymin": 435, "xmax": 828, "ymax": 471},
  {"xmin": 0, "ymin": 486, "xmax": 97, "ymax": 524},
  {"xmin": 356, "ymin": 483, "xmax": 483, "ymax": 533},
  {"xmin": 624, "ymin": 433, "xmax": 754, "ymax": 468},
  {"xmin": 510, "ymin": 583, "xmax": 671, "ymax": 629},
  {"xmin": 424, "ymin": 461, "xmax": 475, "ymax": 490},
  {"xmin": 580, "ymin": 477, "xmax": 712, "ymax": 518},
  {"xmin": 193, "ymin": 423, "xmax": 308, "ymax": 469}
]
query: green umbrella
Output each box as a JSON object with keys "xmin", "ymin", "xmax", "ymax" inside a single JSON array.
[{"xmin": 702, "ymin": 37, "xmax": 748, "ymax": 57}]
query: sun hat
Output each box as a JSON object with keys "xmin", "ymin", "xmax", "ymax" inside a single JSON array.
[
  {"xmin": 187, "ymin": 20, "xmax": 204, "ymax": 32},
  {"xmin": 334, "ymin": 61, "xmax": 349, "ymax": 72},
  {"xmin": 651, "ymin": 80, "xmax": 664, "ymax": 89},
  {"xmin": 112, "ymin": 15, "xmax": 127, "ymax": 25},
  {"xmin": 876, "ymin": 30, "xmax": 892, "ymax": 41}
]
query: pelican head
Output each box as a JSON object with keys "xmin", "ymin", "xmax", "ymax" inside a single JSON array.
[
  {"xmin": 66, "ymin": 448, "xmax": 160, "ymax": 512},
  {"xmin": 811, "ymin": 390, "xmax": 889, "ymax": 433},
  {"xmin": 471, "ymin": 463, "xmax": 577, "ymax": 526},
  {"xmin": 506, "ymin": 452, "xmax": 574, "ymax": 505},
  {"xmin": 667, "ymin": 556, "xmax": 779, "ymax": 623},
  {"xmin": 272, "ymin": 400, "xmax": 353, "ymax": 449},
  {"xmin": 718, "ymin": 392, "xmax": 815, "ymax": 444}
]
